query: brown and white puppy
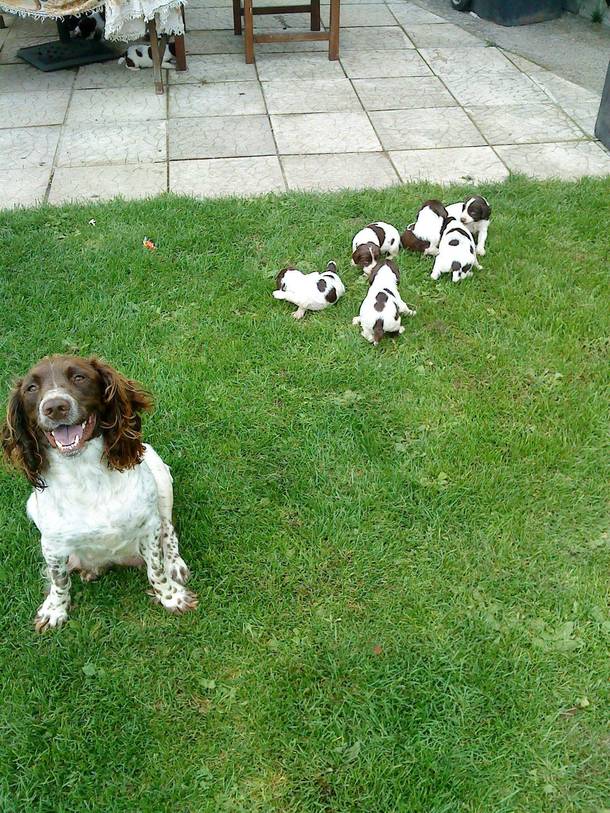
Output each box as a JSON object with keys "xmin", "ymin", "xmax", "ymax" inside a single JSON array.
[
  {"xmin": 1, "ymin": 355, "xmax": 196, "ymax": 631},
  {"xmin": 431, "ymin": 216, "xmax": 482, "ymax": 283},
  {"xmin": 446, "ymin": 196, "xmax": 491, "ymax": 256},
  {"xmin": 400, "ymin": 200, "xmax": 448, "ymax": 256},
  {"xmin": 273, "ymin": 261, "xmax": 345, "ymax": 319},
  {"xmin": 351, "ymin": 221, "xmax": 401, "ymax": 277},
  {"xmin": 352, "ymin": 259, "xmax": 416, "ymax": 346}
]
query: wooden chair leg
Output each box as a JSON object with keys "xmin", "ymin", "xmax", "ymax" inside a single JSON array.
[
  {"xmin": 0, "ymin": 15, "xmax": 6, "ymax": 29},
  {"xmin": 148, "ymin": 18, "xmax": 164, "ymax": 94},
  {"xmin": 233, "ymin": 0, "xmax": 242, "ymax": 35},
  {"xmin": 310, "ymin": 0, "xmax": 320, "ymax": 31},
  {"xmin": 328, "ymin": 0, "xmax": 339, "ymax": 60},
  {"xmin": 243, "ymin": 0, "xmax": 254, "ymax": 63},
  {"xmin": 174, "ymin": 33, "xmax": 187, "ymax": 71}
]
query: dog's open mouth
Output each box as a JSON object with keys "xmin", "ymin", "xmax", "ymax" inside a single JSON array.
[{"xmin": 45, "ymin": 414, "xmax": 96, "ymax": 456}]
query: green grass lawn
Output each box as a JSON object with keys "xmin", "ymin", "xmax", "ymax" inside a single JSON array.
[{"xmin": 0, "ymin": 177, "xmax": 609, "ymax": 813}]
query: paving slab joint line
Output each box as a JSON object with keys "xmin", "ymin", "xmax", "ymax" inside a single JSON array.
[
  {"xmin": 414, "ymin": 44, "xmax": 511, "ymax": 177},
  {"xmin": 254, "ymin": 50, "xmax": 288, "ymax": 193},
  {"xmin": 523, "ymin": 74, "xmax": 598, "ymax": 143},
  {"xmin": 44, "ymin": 63, "xmax": 78, "ymax": 204},
  {"xmin": 339, "ymin": 50, "xmax": 403, "ymax": 183},
  {"xmin": 501, "ymin": 48, "xmax": 599, "ymax": 141},
  {"xmin": 387, "ymin": 5, "xmax": 417, "ymax": 46},
  {"xmin": 165, "ymin": 73, "xmax": 170, "ymax": 192}
]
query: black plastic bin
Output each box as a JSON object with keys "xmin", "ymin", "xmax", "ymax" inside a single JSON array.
[
  {"xmin": 594, "ymin": 61, "xmax": 610, "ymax": 150},
  {"xmin": 471, "ymin": 0, "xmax": 563, "ymax": 25}
]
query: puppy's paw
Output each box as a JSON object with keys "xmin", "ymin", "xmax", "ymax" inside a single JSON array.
[
  {"xmin": 352, "ymin": 316, "xmax": 361, "ymax": 326},
  {"xmin": 272, "ymin": 290, "xmax": 283, "ymax": 299},
  {"xmin": 477, "ymin": 247, "xmax": 486, "ymax": 256},
  {"xmin": 425, "ymin": 247, "xmax": 439, "ymax": 257},
  {"xmin": 398, "ymin": 326, "xmax": 405, "ymax": 334}
]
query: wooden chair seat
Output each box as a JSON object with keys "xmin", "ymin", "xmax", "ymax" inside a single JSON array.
[{"xmin": 232, "ymin": 0, "xmax": 340, "ymax": 63}]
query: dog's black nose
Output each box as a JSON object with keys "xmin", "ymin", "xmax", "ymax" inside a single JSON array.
[{"xmin": 43, "ymin": 398, "xmax": 71, "ymax": 421}]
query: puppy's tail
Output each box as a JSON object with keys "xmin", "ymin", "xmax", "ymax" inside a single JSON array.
[
  {"xmin": 373, "ymin": 318, "xmax": 384, "ymax": 346},
  {"xmin": 401, "ymin": 228, "xmax": 430, "ymax": 253},
  {"xmin": 326, "ymin": 260, "xmax": 337, "ymax": 274}
]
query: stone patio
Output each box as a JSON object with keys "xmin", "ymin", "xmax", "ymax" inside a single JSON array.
[{"xmin": 0, "ymin": 0, "xmax": 608, "ymax": 208}]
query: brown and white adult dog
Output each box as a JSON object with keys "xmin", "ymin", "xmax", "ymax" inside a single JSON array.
[{"xmin": 1, "ymin": 355, "xmax": 197, "ymax": 631}]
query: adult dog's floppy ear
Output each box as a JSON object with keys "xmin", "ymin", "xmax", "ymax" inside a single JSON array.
[
  {"xmin": 1, "ymin": 381, "xmax": 46, "ymax": 489},
  {"xmin": 87, "ymin": 358, "xmax": 153, "ymax": 472}
]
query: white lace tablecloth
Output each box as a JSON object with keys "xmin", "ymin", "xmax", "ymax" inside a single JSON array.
[
  {"xmin": 0, "ymin": 0, "xmax": 185, "ymax": 41},
  {"xmin": 104, "ymin": 0, "xmax": 184, "ymax": 40}
]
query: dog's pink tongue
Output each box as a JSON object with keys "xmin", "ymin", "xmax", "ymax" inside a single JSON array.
[{"xmin": 54, "ymin": 424, "xmax": 80, "ymax": 445}]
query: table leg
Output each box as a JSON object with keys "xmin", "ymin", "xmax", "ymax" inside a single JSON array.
[
  {"xmin": 233, "ymin": 0, "xmax": 242, "ymax": 35},
  {"xmin": 174, "ymin": 34, "xmax": 187, "ymax": 71},
  {"xmin": 311, "ymin": 0, "xmax": 320, "ymax": 31},
  {"xmin": 243, "ymin": 0, "xmax": 254, "ymax": 63},
  {"xmin": 328, "ymin": 0, "xmax": 339, "ymax": 60},
  {"xmin": 148, "ymin": 18, "xmax": 164, "ymax": 94}
]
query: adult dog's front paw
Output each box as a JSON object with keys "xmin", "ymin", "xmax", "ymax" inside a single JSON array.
[
  {"xmin": 34, "ymin": 599, "xmax": 69, "ymax": 633},
  {"xmin": 159, "ymin": 588, "xmax": 199, "ymax": 614},
  {"xmin": 168, "ymin": 556, "xmax": 190, "ymax": 585}
]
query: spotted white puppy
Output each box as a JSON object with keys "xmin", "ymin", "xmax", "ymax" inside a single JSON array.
[
  {"xmin": 431, "ymin": 217, "xmax": 482, "ymax": 283},
  {"xmin": 273, "ymin": 261, "xmax": 345, "ymax": 320},
  {"xmin": 69, "ymin": 11, "xmax": 105, "ymax": 39},
  {"xmin": 351, "ymin": 221, "xmax": 401, "ymax": 277},
  {"xmin": 352, "ymin": 259, "xmax": 416, "ymax": 346},
  {"xmin": 118, "ymin": 41, "xmax": 176, "ymax": 70},
  {"xmin": 400, "ymin": 199, "xmax": 448, "ymax": 257},
  {"xmin": 446, "ymin": 195, "xmax": 491, "ymax": 256}
]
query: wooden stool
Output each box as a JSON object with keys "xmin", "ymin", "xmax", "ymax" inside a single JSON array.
[{"xmin": 233, "ymin": 0, "xmax": 340, "ymax": 63}]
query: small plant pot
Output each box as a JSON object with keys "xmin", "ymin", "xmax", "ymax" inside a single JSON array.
[
  {"xmin": 594, "ymin": 60, "xmax": 610, "ymax": 150},
  {"xmin": 471, "ymin": 0, "xmax": 563, "ymax": 24}
]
